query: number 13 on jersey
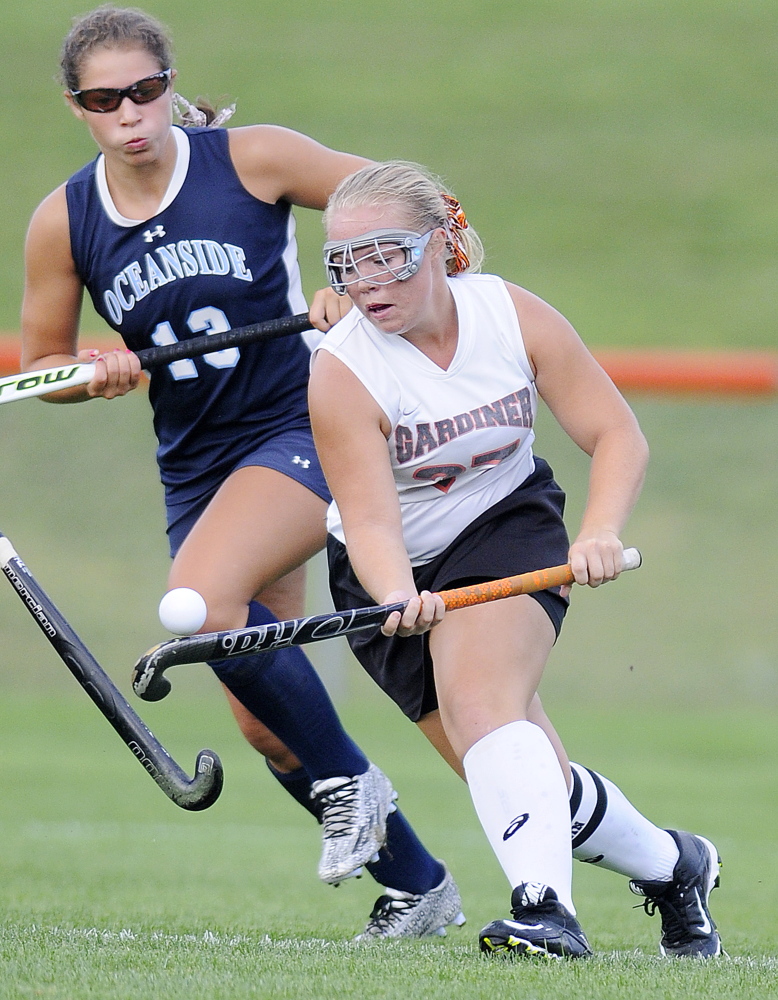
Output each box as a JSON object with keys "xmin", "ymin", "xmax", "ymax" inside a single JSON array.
[{"xmin": 151, "ymin": 306, "xmax": 240, "ymax": 379}]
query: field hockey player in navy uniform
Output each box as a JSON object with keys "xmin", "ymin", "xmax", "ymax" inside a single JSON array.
[
  {"xmin": 309, "ymin": 161, "xmax": 723, "ymax": 957},
  {"xmin": 20, "ymin": 5, "xmax": 466, "ymax": 940}
]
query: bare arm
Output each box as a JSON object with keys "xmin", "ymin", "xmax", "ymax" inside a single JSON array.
[
  {"xmin": 308, "ymin": 349, "xmax": 443, "ymax": 635},
  {"xmin": 21, "ymin": 186, "xmax": 141, "ymax": 401},
  {"xmin": 228, "ymin": 125, "xmax": 371, "ymax": 209},
  {"xmin": 509, "ymin": 282, "xmax": 649, "ymax": 586},
  {"xmin": 228, "ymin": 126, "xmax": 369, "ymax": 331}
]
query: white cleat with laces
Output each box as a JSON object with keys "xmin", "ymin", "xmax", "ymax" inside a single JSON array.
[
  {"xmin": 312, "ymin": 762, "xmax": 397, "ymax": 885},
  {"xmin": 355, "ymin": 867, "xmax": 466, "ymax": 940}
]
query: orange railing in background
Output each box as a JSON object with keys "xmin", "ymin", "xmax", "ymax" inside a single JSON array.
[
  {"xmin": 593, "ymin": 348, "xmax": 778, "ymax": 396},
  {"xmin": 1, "ymin": 337, "xmax": 776, "ymax": 396}
]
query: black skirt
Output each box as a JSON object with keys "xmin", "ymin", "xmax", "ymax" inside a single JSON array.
[{"xmin": 327, "ymin": 456, "xmax": 570, "ymax": 722}]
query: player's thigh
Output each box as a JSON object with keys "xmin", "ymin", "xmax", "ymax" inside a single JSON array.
[
  {"xmin": 429, "ymin": 594, "xmax": 556, "ymax": 743},
  {"xmin": 255, "ymin": 563, "xmax": 310, "ymax": 621},
  {"xmin": 168, "ymin": 466, "xmax": 327, "ymax": 626}
]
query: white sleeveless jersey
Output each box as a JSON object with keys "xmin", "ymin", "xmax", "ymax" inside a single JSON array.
[{"xmin": 317, "ymin": 274, "xmax": 538, "ymax": 565}]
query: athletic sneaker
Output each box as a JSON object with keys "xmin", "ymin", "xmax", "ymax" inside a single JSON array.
[
  {"xmin": 355, "ymin": 867, "xmax": 466, "ymax": 940},
  {"xmin": 630, "ymin": 829, "xmax": 722, "ymax": 957},
  {"xmin": 479, "ymin": 883, "xmax": 592, "ymax": 959},
  {"xmin": 312, "ymin": 762, "xmax": 397, "ymax": 884}
]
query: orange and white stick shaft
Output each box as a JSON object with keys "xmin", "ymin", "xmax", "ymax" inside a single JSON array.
[{"xmin": 438, "ymin": 547, "xmax": 642, "ymax": 611}]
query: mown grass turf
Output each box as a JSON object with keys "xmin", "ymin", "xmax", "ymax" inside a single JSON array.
[
  {"xmin": 1, "ymin": 695, "xmax": 777, "ymax": 998},
  {"xmin": 0, "ymin": 394, "xmax": 775, "ymax": 997}
]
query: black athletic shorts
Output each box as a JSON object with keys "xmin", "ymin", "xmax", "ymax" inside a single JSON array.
[{"xmin": 327, "ymin": 456, "xmax": 570, "ymax": 722}]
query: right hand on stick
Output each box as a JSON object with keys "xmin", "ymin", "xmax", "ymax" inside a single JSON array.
[
  {"xmin": 80, "ymin": 347, "xmax": 142, "ymax": 399},
  {"xmin": 380, "ymin": 589, "xmax": 445, "ymax": 637}
]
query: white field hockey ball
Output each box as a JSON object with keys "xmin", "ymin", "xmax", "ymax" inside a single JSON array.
[{"xmin": 158, "ymin": 587, "xmax": 208, "ymax": 635}]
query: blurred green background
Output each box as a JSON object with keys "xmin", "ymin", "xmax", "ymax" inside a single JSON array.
[{"xmin": 2, "ymin": 0, "xmax": 776, "ymax": 344}]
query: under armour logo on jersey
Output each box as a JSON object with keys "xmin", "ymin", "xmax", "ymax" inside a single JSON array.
[
  {"xmin": 142, "ymin": 225, "xmax": 166, "ymax": 243},
  {"xmin": 503, "ymin": 812, "xmax": 530, "ymax": 840},
  {"xmin": 292, "ymin": 455, "xmax": 311, "ymax": 469}
]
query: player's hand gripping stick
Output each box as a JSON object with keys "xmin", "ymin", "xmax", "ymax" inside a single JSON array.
[
  {"xmin": 0, "ymin": 313, "xmax": 312, "ymax": 404},
  {"xmin": 132, "ymin": 548, "xmax": 642, "ymax": 702}
]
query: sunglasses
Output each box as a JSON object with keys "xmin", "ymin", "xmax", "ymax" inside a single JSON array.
[{"xmin": 70, "ymin": 69, "xmax": 172, "ymax": 114}]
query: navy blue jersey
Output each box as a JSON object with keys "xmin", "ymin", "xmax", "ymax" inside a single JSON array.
[{"xmin": 66, "ymin": 126, "xmax": 312, "ymax": 500}]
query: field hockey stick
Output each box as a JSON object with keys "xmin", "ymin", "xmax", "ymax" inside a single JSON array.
[
  {"xmin": 0, "ymin": 312, "xmax": 312, "ymax": 405},
  {"xmin": 133, "ymin": 547, "xmax": 642, "ymax": 702},
  {"xmin": 0, "ymin": 533, "xmax": 223, "ymax": 810}
]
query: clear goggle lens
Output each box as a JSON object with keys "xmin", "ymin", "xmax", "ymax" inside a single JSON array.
[{"xmin": 323, "ymin": 229, "xmax": 433, "ymax": 295}]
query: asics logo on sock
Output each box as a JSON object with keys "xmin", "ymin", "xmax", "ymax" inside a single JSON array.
[
  {"xmin": 693, "ymin": 888, "xmax": 712, "ymax": 933},
  {"xmin": 503, "ymin": 813, "xmax": 529, "ymax": 840}
]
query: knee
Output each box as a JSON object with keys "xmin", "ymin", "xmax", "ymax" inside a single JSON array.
[
  {"xmin": 224, "ymin": 687, "xmax": 302, "ymax": 771},
  {"xmin": 247, "ymin": 729, "xmax": 302, "ymax": 771},
  {"xmin": 206, "ymin": 601, "xmax": 281, "ymax": 685}
]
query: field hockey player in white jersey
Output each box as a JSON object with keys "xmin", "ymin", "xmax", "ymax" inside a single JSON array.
[
  {"xmin": 309, "ymin": 160, "xmax": 723, "ymax": 957},
  {"xmin": 20, "ymin": 4, "xmax": 467, "ymax": 940}
]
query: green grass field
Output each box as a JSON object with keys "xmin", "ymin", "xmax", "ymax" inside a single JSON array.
[
  {"xmin": 2, "ymin": 695, "xmax": 778, "ymax": 998},
  {"xmin": 1, "ymin": 0, "xmax": 777, "ymax": 996}
]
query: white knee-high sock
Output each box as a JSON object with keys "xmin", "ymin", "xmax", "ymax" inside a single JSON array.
[
  {"xmin": 569, "ymin": 762, "xmax": 679, "ymax": 880},
  {"xmin": 463, "ymin": 721, "xmax": 574, "ymax": 912}
]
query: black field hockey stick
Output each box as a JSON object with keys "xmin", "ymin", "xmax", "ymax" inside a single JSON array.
[
  {"xmin": 0, "ymin": 532, "xmax": 223, "ymax": 810},
  {"xmin": 132, "ymin": 548, "xmax": 642, "ymax": 702},
  {"xmin": 0, "ymin": 312, "xmax": 313, "ymax": 404}
]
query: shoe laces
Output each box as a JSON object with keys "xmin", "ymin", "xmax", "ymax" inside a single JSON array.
[
  {"xmin": 314, "ymin": 777, "xmax": 361, "ymax": 840},
  {"xmin": 364, "ymin": 889, "xmax": 420, "ymax": 934},
  {"xmin": 632, "ymin": 884, "xmax": 695, "ymax": 947},
  {"xmin": 511, "ymin": 902, "xmax": 553, "ymax": 921},
  {"xmin": 510, "ymin": 883, "xmax": 558, "ymax": 921}
]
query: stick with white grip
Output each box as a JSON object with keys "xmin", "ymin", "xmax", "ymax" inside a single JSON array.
[{"xmin": 0, "ymin": 312, "xmax": 312, "ymax": 404}]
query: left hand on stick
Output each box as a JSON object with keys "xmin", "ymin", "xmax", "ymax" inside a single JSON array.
[
  {"xmin": 308, "ymin": 286, "xmax": 354, "ymax": 332},
  {"xmin": 565, "ymin": 531, "xmax": 625, "ymax": 592}
]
